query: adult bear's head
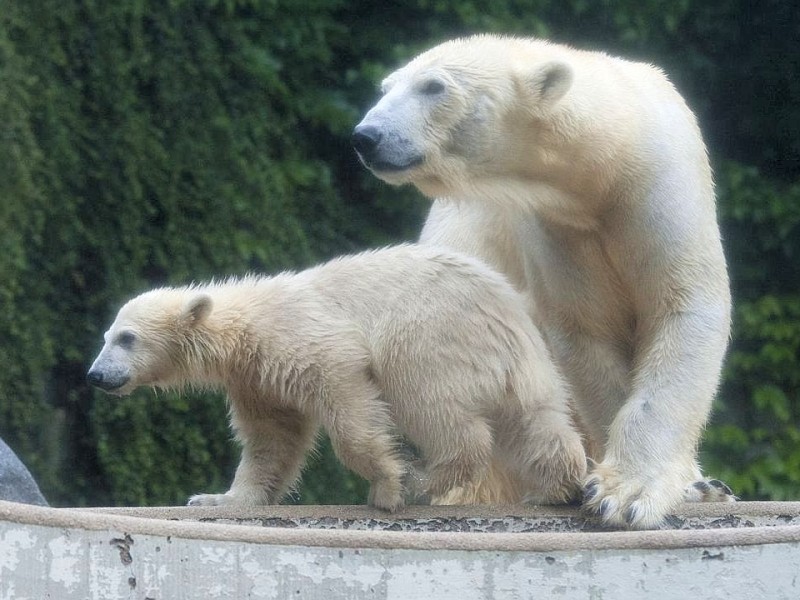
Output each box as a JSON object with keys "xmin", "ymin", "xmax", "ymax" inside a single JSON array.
[{"xmin": 352, "ymin": 34, "xmax": 574, "ymax": 199}]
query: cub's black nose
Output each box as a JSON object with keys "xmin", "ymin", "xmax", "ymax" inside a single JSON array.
[{"xmin": 352, "ymin": 124, "xmax": 382, "ymax": 158}]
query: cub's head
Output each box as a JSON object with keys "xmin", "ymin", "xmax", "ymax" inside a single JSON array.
[
  {"xmin": 352, "ymin": 34, "xmax": 573, "ymax": 197},
  {"xmin": 87, "ymin": 289, "xmax": 212, "ymax": 396}
]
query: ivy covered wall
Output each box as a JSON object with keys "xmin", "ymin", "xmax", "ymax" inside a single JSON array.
[{"xmin": 0, "ymin": 0, "xmax": 796, "ymax": 506}]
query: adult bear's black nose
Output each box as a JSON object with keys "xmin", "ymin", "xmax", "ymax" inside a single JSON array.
[
  {"xmin": 352, "ymin": 124, "xmax": 382, "ymax": 158},
  {"xmin": 87, "ymin": 368, "xmax": 125, "ymax": 391},
  {"xmin": 86, "ymin": 369, "xmax": 106, "ymax": 388}
]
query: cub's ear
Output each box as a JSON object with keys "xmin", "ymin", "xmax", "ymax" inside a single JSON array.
[
  {"xmin": 520, "ymin": 60, "xmax": 573, "ymax": 108},
  {"xmin": 180, "ymin": 293, "xmax": 212, "ymax": 327}
]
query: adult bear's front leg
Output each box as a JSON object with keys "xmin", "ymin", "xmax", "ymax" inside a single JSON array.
[{"xmin": 582, "ymin": 306, "xmax": 731, "ymax": 529}]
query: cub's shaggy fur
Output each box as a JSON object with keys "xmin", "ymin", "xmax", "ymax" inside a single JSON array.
[{"xmin": 88, "ymin": 245, "xmax": 585, "ymax": 509}]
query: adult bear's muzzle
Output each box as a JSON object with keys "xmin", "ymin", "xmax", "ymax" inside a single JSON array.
[
  {"xmin": 86, "ymin": 366, "xmax": 129, "ymax": 392},
  {"xmin": 351, "ymin": 124, "xmax": 382, "ymax": 160},
  {"xmin": 352, "ymin": 123, "xmax": 423, "ymax": 174}
]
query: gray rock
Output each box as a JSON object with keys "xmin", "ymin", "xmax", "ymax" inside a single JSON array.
[{"xmin": 0, "ymin": 437, "xmax": 48, "ymax": 506}]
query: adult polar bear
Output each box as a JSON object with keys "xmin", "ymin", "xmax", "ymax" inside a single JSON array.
[{"xmin": 353, "ymin": 34, "xmax": 733, "ymax": 528}]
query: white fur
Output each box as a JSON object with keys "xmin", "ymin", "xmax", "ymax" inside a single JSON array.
[
  {"xmin": 89, "ymin": 245, "xmax": 586, "ymax": 510},
  {"xmin": 355, "ymin": 35, "xmax": 732, "ymax": 528}
]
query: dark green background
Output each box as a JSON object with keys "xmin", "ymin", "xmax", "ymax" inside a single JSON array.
[{"xmin": 0, "ymin": 0, "xmax": 797, "ymax": 506}]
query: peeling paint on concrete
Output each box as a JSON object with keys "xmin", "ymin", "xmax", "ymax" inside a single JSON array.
[
  {"xmin": 387, "ymin": 557, "xmax": 487, "ymax": 600},
  {"xmin": 0, "ymin": 502, "xmax": 799, "ymax": 599},
  {"xmin": 0, "ymin": 528, "xmax": 34, "ymax": 573},
  {"xmin": 47, "ymin": 535, "xmax": 83, "ymax": 591},
  {"xmin": 0, "ymin": 520, "xmax": 798, "ymax": 599}
]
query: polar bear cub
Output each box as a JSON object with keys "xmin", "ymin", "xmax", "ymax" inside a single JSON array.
[
  {"xmin": 87, "ymin": 245, "xmax": 585, "ymax": 510},
  {"xmin": 354, "ymin": 35, "xmax": 733, "ymax": 527}
]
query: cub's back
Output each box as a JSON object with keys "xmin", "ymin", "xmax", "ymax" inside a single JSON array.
[{"xmin": 306, "ymin": 244, "xmax": 528, "ymax": 330}]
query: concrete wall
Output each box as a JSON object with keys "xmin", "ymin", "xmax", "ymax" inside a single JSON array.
[{"xmin": 1, "ymin": 502, "xmax": 799, "ymax": 599}]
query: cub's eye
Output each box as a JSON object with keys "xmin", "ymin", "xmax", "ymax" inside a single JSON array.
[
  {"xmin": 420, "ymin": 79, "xmax": 446, "ymax": 96},
  {"xmin": 116, "ymin": 331, "xmax": 136, "ymax": 349}
]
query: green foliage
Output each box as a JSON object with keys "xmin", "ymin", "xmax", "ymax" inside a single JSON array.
[
  {"xmin": 292, "ymin": 436, "xmax": 371, "ymax": 506},
  {"xmin": 0, "ymin": 11, "xmax": 59, "ymax": 496},
  {"xmin": 91, "ymin": 390, "xmax": 236, "ymax": 506},
  {"xmin": 703, "ymin": 163, "xmax": 800, "ymax": 500},
  {"xmin": 0, "ymin": 1, "xmax": 796, "ymax": 506},
  {"xmin": 0, "ymin": 0, "xmax": 409, "ymax": 506}
]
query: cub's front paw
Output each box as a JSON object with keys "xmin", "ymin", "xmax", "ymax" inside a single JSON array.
[
  {"xmin": 582, "ymin": 462, "xmax": 682, "ymax": 530},
  {"xmin": 187, "ymin": 486, "xmax": 270, "ymax": 507},
  {"xmin": 187, "ymin": 493, "xmax": 230, "ymax": 507}
]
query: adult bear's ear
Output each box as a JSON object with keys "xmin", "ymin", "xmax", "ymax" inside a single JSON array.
[
  {"xmin": 520, "ymin": 61, "xmax": 573, "ymax": 108},
  {"xmin": 180, "ymin": 293, "xmax": 213, "ymax": 327}
]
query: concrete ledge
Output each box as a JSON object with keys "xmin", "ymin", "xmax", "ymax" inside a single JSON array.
[
  {"xmin": 7, "ymin": 501, "xmax": 800, "ymax": 551},
  {"xmin": 1, "ymin": 501, "xmax": 799, "ymax": 598}
]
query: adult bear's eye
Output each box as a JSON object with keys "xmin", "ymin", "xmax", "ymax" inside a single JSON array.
[
  {"xmin": 116, "ymin": 331, "xmax": 136, "ymax": 349},
  {"xmin": 420, "ymin": 79, "xmax": 446, "ymax": 96}
]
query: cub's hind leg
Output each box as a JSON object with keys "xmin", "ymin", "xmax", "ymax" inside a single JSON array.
[
  {"xmin": 423, "ymin": 418, "xmax": 495, "ymax": 505},
  {"xmin": 318, "ymin": 365, "xmax": 408, "ymax": 512},
  {"xmin": 498, "ymin": 405, "xmax": 586, "ymax": 504},
  {"xmin": 496, "ymin": 366, "xmax": 586, "ymax": 504}
]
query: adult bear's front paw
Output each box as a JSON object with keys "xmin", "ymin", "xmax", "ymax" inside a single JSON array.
[
  {"xmin": 684, "ymin": 478, "xmax": 737, "ymax": 503},
  {"xmin": 582, "ymin": 462, "xmax": 683, "ymax": 529}
]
